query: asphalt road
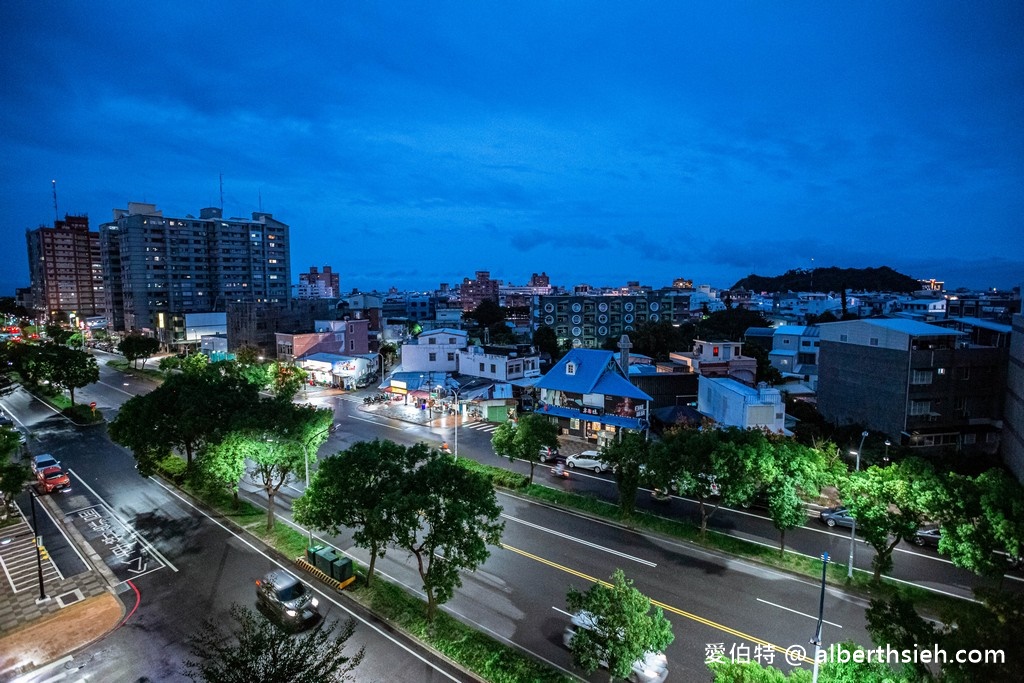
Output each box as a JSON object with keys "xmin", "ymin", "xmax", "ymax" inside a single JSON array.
[
  {"xmin": 8, "ymin": 359, "xmax": 1017, "ymax": 681},
  {"xmin": 5, "ymin": 385, "xmax": 475, "ymax": 682}
]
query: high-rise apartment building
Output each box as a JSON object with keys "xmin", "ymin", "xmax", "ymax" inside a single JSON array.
[
  {"xmin": 100, "ymin": 202, "xmax": 290, "ymax": 345},
  {"xmin": 26, "ymin": 214, "xmax": 105, "ymax": 322},
  {"xmin": 460, "ymin": 270, "xmax": 500, "ymax": 311}
]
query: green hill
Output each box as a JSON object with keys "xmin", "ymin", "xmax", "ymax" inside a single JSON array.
[{"xmin": 732, "ymin": 266, "xmax": 920, "ymax": 293}]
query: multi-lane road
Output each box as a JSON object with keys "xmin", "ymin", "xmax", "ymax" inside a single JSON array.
[{"xmin": 4, "ymin": 354, "xmax": 1017, "ymax": 680}]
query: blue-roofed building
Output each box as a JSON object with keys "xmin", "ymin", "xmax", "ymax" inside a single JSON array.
[
  {"xmin": 817, "ymin": 318, "xmax": 1007, "ymax": 455},
  {"xmin": 535, "ymin": 349, "xmax": 652, "ymax": 448}
]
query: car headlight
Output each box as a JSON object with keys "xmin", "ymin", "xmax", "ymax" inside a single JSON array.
[
  {"xmin": 311, "ymin": 598, "xmax": 319, "ymax": 608},
  {"xmin": 286, "ymin": 609, "xmax": 297, "ymax": 617}
]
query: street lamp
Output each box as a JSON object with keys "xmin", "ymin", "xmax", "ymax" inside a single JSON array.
[
  {"xmin": 28, "ymin": 488, "xmax": 49, "ymax": 603},
  {"xmin": 275, "ymin": 424, "xmax": 332, "ymax": 549},
  {"xmin": 847, "ymin": 430, "xmax": 869, "ymax": 580},
  {"xmin": 883, "ymin": 439, "xmax": 891, "ymax": 464},
  {"xmin": 811, "ymin": 552, "xmax": 830, "ymax": 683}
]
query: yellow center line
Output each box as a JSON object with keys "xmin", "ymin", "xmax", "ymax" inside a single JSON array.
[{"xmin": 499, "ymin": 542, "xmax": 814, "ymax": 665}]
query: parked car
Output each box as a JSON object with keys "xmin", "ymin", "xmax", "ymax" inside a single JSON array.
[
  {"xmin": 819, "ymin": 506, "xmax": 855, "ymax": 528},
  {"xmin": 255, "ymin": 569, "xmax": 320, "ymax": 629},
  {"xmin": 538, "ymin": 446, "xmax": 563, "ymax": 464},
  {"xmin": 563, "ymin": 611, "xmax": 669, "ymax": 683},
  {"xmin": 566, "ymin": 451, "xmax": 611, "ymax": 474},
  {"xmin": 912, "ymin": 527, "xmax": 942, "ymax": 548},
  {"xmin": 36, "ymin": 466, "xmax": 71, "ymax": 493},
  {"xmin": 30, "ymin": 454, "xmax": 60, "ymax": 475}
]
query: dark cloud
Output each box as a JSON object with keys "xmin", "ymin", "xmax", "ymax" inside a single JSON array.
[{"xmin": 2, "ymin": 1, "xmax": 1022, "ymax": 293}]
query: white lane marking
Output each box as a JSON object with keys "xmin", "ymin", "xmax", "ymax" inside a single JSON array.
[
  {"xmin": 502, "ymin": 514, "xmax": 656, "ymax": 567},
  {"xmin": 347, "ymin": 414, "xmax": 405, "ymax": 431},
  {"xmin": 757, "ymin": 598, "xmax": 843, "ymax": 628},
  {"xmin": 95, "ymin": 380, "xmax": 136, "ymax": 397},
  {"xmin": 66, "ymin": 470, "xmax": 178, "ymax": 573},
  {"xmin": 151, "ymin": 479, "xmax": 462, "ymax": 682},
  {"xmin": 32, "ymin": 494, "xmax": 87, "ymax": 579}
]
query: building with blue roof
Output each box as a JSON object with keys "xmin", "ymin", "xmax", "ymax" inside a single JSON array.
[{"xmin": 535, "ymin": 348, "xmax": 652, "ymax": 447}]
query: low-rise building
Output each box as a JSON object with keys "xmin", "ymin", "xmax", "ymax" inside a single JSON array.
[
  {"xmin": 670, "ymin": 339, "xmax": 757, "ymax": 386},
  {"xmin": 697, "ymin": 377, "xmax": 786, "ymax": 433},
  {"xmin": 400, "ymin": 328, "xmax": 468, "ymax": 374},
  {"xmin": 275, "ymin": 318, "xmax": 370, "ymax": 362}
]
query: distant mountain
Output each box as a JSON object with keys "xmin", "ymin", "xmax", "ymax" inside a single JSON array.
[{"xmin": 732, "ymin": 266, "xmax": 920, "ymax": 294}]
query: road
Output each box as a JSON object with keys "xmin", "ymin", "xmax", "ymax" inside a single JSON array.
[
  {"xmin": 6, "ymin": 358, "xmax": 1014, "ymax": 680},
  {"xmin": 4, "ymin": 378, "xmax": 475, "ymax": 682}
]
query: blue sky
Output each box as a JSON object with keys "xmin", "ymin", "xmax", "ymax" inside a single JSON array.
[{"xmin": 2, "ymin": 1, "xmax": 1022, "ymax": 295}]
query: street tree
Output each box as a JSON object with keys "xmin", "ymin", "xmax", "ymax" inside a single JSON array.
[
  {"xmin": 759, "ymin": 439, "xmax": 843, "ymax": 553},
  {"xmin": 109, "ymin": 368, "xmax": 262, "ymax": 470},
  {"xmin": 651, "ymin": 427, "xmax": 761, "ymax": 540},
  {"xmin": 393, "ymin": 448, "xmax": 504, "ymax": 619},
  {"xmin": 379, "ymin": 342, "xmax": 398, "ymax": 374},
  {"xmin": 271, "ymin": 362, "xmax": 307, "ymax": 400},
  {"xmin": 490, "ymin": 413, "xmax": 560, "ymax": 485},
  {"xmin": 601, "ymin": 432, "xmax": 650, "ymax": 519},
  {"xmin": 464, "ymin": 299, "xmax": 505, "ymax": 328},
  {"xmin": 624, "ymin": 319, "xmax": 686, "ymax": 361},
  {"xmin": 565, "ymin": 569, "xmax": 674, "ymax": 682},
  {"xmin": 46, "ymin": 345, "xmax": 99, "ymax": 406},
  {"xmin": 44, "ymin": 324, "xmax": 74, "ymax": 345},
  {"xmin": 191, "ymin": 432, "xmax": 251, "ymax": 508},
  {"xmin": 294, "ymin": 439, "xmax": 413, "ymax": 586},
  {"xmin": 242, "ymin": 402, "xmax": 334, "ymax": 532},
  {"xmin": 694, "ymin": 308, "xmax": 771, "ymax": 342},
  {"xmin": 182, "ymin": 604, "xmax": 364, "ymax": 683},
  {"xmin": 842, "ymin": 457, "xmax": 941, "ymax": 582},
  {"xmin": 119, "ymin": 333, "xmax": 161, "ymax": 369},
  {"xmin": 935, "ymin": 469, "xmax": 1024, "ymax": 578},
  {"xmin": 0, "ymin": 434, "xmax": 30, "ymax": 517}
]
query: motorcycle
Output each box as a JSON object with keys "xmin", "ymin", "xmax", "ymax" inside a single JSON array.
[
  {"xmin": 440, "ymin": 442, "xmax": 452, "ymax": 454},
  {"xmin": 550, "ymin": 463, "xmax": 569, "ymax": 479}
]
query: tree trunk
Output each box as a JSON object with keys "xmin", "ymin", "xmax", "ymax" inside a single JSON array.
[
  {"xmin": 232, "ymin": 487, "xmax": 239, "ymax": 509},
  {"xmin": 779, "ymin": 529, "xmax": 786, "ymax": 555},
  {"xmin": 529, "ymin": 461, "xmax": 535, "ymax": 486},
  {"xmin": 69, "ymin": 387, "xmax": 75, "ymax": 406},
  {"xmin": 366, "ymin": 543, "xmax": 379, "ymax": 586},
  {"xmin": 265, "ymin": 488, "xmax": 276, "ymax": 532}
]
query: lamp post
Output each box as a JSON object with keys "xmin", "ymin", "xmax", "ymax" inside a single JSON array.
[
  {"xmin": 847, "ymin": 430, "xmax": 869, "ymax": 580},
  {"xmin": 811, "ymin": 552, "xmax": 829, "ymax": 683},
  {"xmin": 451, "ymin": 386, "xmax": 461, "ymax": 461},
  {"xmin": 28, "ymin": 488, "xmax": 48, "ymax": 603},
  {"xmin": 883, "ymin": 439, "xmax": 891, "ymax": 465},
  {"xmin": 275, "ymin": 424, "xmax": 332, "ymax": 549}
]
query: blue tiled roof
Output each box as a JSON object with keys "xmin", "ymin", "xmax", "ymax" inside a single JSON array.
[{"xmin": 536, "ymin": 349, "xmax": 651, "ymax": 400}]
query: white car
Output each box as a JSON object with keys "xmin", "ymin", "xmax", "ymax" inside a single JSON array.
[
  {"xmin": 566, "ymin": 451, "xmax": 611, "ymax": 474},
  {"xmin": 563, "ymin": 611, "xmax": 669, "ymax": 683}
]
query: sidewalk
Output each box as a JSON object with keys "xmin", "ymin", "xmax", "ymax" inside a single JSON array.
[{"xmin": 0, "ymin": 496, "xmax": 124, "ymax": 682}]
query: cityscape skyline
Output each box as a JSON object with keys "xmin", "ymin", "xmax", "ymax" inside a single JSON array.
[{"xmin": 2, "ymin": 2, "xmax": 1022, "ymax": 295}]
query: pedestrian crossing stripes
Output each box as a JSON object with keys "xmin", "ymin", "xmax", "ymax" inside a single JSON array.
[{"xmin": 463, "ymin": 422, "xmax": 498, "ymax": 433}]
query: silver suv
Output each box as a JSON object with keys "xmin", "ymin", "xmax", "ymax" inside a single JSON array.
[{"xmin": 255, "ymin": 569, "xmax": 320, "ymax": 628}]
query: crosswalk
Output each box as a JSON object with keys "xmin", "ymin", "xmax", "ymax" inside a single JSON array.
[{"xmin": 463, "ymin": 421, "xmax": 499, "ymax": 433}]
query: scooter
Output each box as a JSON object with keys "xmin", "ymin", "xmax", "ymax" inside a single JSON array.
[
  {"xmin": 550, "ymin": 463, "xmax": 569, "ymax": 479},
  {"xmin": 440, "ymin": 442, "xmax": 452, "ymax": 454}
]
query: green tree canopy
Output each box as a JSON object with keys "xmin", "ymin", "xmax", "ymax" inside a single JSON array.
[
  {"xmin": 490, "ymin": 413, "xmax": 560, "ymax": 485},
  {"xmin": 294, "ymin": 439, "xmax": 414, "ymax": 585},
  {"xmin": 109, "ymin": 367, "xmax": 263, "ymax": 470},
  {"xmin": 565, "ymin": 569, "xmax": 674, "ymax": 681},
  {"xmin": 933, "ymin": 468, "xmax": 1024, "ymax": 577},
  {"xmin": 182, "ymin": 604, "xmax": 364, "ymax": 683},
  {"xmin": 119, "ymin": 333, "xmax": 161, "ymax": 369},
  {"xmin": 392, "ymin": 448, "xmax": 504, "ymax": 619},
  {"xmin": 531, "ymin": 325, "xmax": 560, "ymax": 361},
  {"xmin": 694, "ymin": 308, "xmax": 772, "ymax": 342},
  {"xmin": 843, "ymin": 457, "xmax": 941, "ymax": 581},
  {"xmin": 46, "ymin": 345, "xmax": 99, "ymax": 405},
  {"xmin": 651, "ymin": 427, "xmax": 762, "ymax": 540},
  {"xmin": 464, "ymin": 299, "xmax": 505, "ymax": 328}
]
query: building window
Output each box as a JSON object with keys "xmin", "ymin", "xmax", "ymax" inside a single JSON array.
[
  {"xmin": 783, "ymin": 339, "xmax": 791, "ymax": 345},
  {"xmin": 490, "ymin": 364, "xmax": 496, "ymax": 373},
  {"xmin": 909, "ymin": 400, "xmax": 931, "ymax": 416},
  {"xmin": 840, "ymin": 334, "xmax": 848, "ymax": 342},
  {"xmin": 429, "ymin": 352, "xmax": 437, "ymax": 361},
  {"xmin": 936, "ymin": 367, "xmax": 946, "ymax": 375},
  {"xmin": 986, "ymin": 432, "xmax": 998, "ymax": 443},
  {"xmin": 429, "ymin": 338, "xmax": 436, "ymax": 344},
  {"xmin": 449, "ymin": 337, "xmax": 456, "ymax": 344},
  {"xmin": 447, "ymin": 352, "xmax": 455, "ymax": 362},
  {"xmin": 869, "ymin": 337, "xmax": 879, "ymax": 346},
  {"xmin": 349, "ymin": 340, "xmax": 354, "ymax": 350},
  {"xmin": 911, "ymin": 370, "xmax": 932, "ymax": 385},
  {"xmin": 479, "ymin": 362, "xmax": 484, "ymax": 371},
  {"xmin": 963, "ymin": 433, "xmax": 976, "ymax": 445}
]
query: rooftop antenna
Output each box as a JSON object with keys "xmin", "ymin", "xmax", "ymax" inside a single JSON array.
[
  {"xmin": 219, "ymin": 173, "xmax": 224, "ymax": 211},
  {"xmin": 52, "ymin": 179, "xmax": 59, "ymax": 222}
]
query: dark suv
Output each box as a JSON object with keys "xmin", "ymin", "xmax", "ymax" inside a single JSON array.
[{"xmin": 255, "ymin": 569, "xmax": 320, "ymax": 628}]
